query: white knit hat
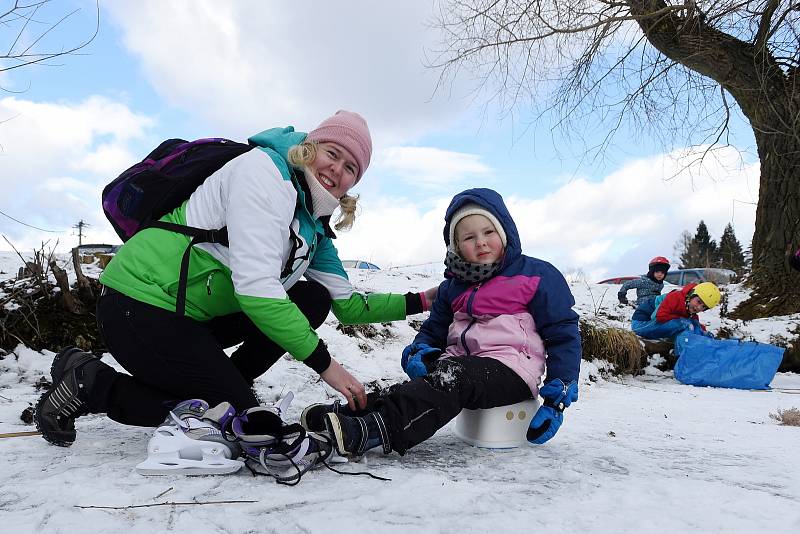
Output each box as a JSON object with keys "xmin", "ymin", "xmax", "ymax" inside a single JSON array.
[{"xmin": 448, "ymin": 203, "xmax": 507, "ymax": 250}]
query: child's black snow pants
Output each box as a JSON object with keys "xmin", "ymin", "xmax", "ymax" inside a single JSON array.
[
  {"xmin": 374, "ymin": 356, "xmax": 533, "ymax": 454},
  {"xmin": 90, "ymin": 280, "xmax": 331, "ymax": 427}
]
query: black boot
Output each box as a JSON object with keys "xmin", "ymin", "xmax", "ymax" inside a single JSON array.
[
  {"xmin": 300, "ymin": 400, "xmax": 347, "ymax": 432},
  {"xmin": 300, "ymin": 392, "xmax": 381, "ymax": 432},
  {"xmin": 34, "ymin": 347, "xmax": 109, "ymax": 446},
  {"xmin": 324, "ymin": 412, "xmax": 391, "ymax": 456}
]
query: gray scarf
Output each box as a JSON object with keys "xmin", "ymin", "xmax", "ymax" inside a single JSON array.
[{"xmin": 444, "ymin": 249, "xmax": 502, "ymax": 284}]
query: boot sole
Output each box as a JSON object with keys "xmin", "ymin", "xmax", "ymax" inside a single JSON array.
[{"xmin": 33, "ymin": 391, "xmax": 75, "ymax": 447}]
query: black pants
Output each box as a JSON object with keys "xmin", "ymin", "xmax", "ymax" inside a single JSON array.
[
  {"xmin": 92, "ymin": 281, "xmax": 331, "ymax": 427},
  {"xmin": 374, "ymin": 356, "xmax": 533, "ymax": 454}
]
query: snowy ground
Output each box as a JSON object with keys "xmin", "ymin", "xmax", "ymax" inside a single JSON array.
[{"xmin": 1, "ymin": 255, "xmax": 799, "ymax": 533}]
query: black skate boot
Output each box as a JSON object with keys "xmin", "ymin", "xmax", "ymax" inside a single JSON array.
[
  {"xmin": 34, "ymin": 347, "xmax": 109, "ymax": 446},
  {"xmin": 324, "ymin": 412, "xmax": 391, "ymax": 456},
  {"xmin": 300, "ymin": 399, "xmax": 347, "ymax": 432},
  {"xmin": 300, "ymin": 391, "xmax": 381, "ymax": 432},
  {"xmin": 221, "ymin": 405, "xmax": 333, "ymax": 484}
]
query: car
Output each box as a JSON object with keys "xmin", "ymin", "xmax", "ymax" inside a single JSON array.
[
  {"xmin": 664, "ymin": 268, "xmax": 737, "ymax": 286},
  {"xmin": 341, "ymin": 260, "xmax": 381, "ymax": 270},
  {"xmin": 597, "ymin": 276, "xmax": 639, "ymax": 285}
]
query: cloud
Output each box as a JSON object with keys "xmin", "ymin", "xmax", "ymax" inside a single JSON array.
[
  {"xmin": 103, "ymin": 0, "xmax": 468, "ymax": 144},
  {"xmin": 335, "ymin": 146, "xmax": 759, "ymax": 278},
  {"xmin": 0, "ymin": 96, "xmax": 155, "ymax": 249},
  {"xmin": 373, "ymin": 146, "xmax": 493, "ymax": 189}
]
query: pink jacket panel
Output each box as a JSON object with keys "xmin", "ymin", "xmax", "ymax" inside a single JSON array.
[{"xmin": 444, "ymin": 311, "xmax": 546, "ymax": 396}]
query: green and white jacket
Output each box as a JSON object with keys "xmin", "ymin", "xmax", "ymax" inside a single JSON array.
[{"xmin": 100, "ymin": 126, "xmax": 423, "ymax": 373}]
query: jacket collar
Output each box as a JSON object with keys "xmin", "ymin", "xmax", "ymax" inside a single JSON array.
[{"xmin": 294, "ymin": 169, "xmax": 336, "ymax": 239}]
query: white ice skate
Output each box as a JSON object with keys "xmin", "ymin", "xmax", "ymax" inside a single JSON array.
[{"xmin": 135, "ymin": 400, "xmax": 243, "ymax": 476}]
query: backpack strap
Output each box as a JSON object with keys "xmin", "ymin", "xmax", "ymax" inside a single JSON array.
[
  {"xmin": 148, "ymin": 220, "xmax": 228, "ymax": 316},
  {"xmin": 148, "ymin": 218, "xmax": 298, "ymax": 317}
]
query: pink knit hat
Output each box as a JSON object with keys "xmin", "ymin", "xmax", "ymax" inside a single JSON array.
[{"xmin": 306, "ymin": 110, "xmax": 372, "ymax": 181}]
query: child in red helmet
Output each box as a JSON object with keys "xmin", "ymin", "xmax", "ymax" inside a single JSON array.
[{"xmin": 618, "ymin": 256, "xmax": 670, "ymax": 305}]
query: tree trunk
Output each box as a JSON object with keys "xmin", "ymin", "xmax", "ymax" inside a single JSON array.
[
  {"xmin": 49, "ymin": 260, "xmax": 83, "ymax": 315},
  {"xmin": 732, "ymin": 128, "xmax": 800, "ymax": 318},
  {"xmin": 626, "ymin": 0, "xmax": 800, "ymax": 317}
]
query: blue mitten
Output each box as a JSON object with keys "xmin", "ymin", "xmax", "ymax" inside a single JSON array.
[
  {"xmin": 401, "ymin": 343, "xmax": 441, "ymax": 379},
  {"xmin": 527, "ymin": 379, "xmax": 578, "ymax": 445}
]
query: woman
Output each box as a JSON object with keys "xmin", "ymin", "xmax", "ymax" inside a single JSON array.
[{"xmin": 36, "ymin": 110, "xmax": 434, "ymax": 449}]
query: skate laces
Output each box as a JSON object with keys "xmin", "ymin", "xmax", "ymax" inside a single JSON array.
[
  {"xmin": 162, "ymin": 399, "xmax": 210, "ymax": 428},
  {"xmin": 162, "ymin": 394, "xmax": 391, "ymax": 484},
  {"xmin": 243, "ymin": 431, "xmax": 391, "ymax": 485},
  {"xmin": 240, "ymin": 393, "xmax": 390, "ymax": 485}
]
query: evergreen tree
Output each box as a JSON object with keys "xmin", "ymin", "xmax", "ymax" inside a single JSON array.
[
  {"xmin": 693, "ymin": 221, "xmax": 718, "ymax": 268},
  {"xmin": 718, "ymin": 223, "xmax": 746, "ymax": 276}
]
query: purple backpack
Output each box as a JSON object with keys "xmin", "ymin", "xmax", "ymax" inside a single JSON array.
[
  {"xmin": 102, "ymin": 137, "xmax": 254, "ymax": 241},
  {"xmin": 102, "ymin": 138, "xmax": 254, "ymax": 315}
]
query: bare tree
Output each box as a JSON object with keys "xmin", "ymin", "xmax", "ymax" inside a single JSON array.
[
  {"xmin": 1, "ymin": 0, "xmax": 99, "ymax": 86},
  {"xmin": 430, "ymin": 0, "xmax": 800, "ymax": 318}
]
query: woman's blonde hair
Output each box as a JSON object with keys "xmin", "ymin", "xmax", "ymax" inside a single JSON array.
[{"xmin": 287, "ymin": 140, "xmax": 359, "ymax": 231}]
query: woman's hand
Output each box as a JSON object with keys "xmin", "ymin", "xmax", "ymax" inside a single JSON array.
[{"xmin": 320, "ymin": 359, "xmax": 367, "ymax": 411}]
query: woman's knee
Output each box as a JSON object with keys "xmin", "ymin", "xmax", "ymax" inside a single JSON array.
[{"xmin": 288, "ymin": 280, "xmax": 332, "ymax": 328}]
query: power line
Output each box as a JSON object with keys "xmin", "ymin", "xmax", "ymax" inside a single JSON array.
[{"xmin": 0, "ymin": 207, "xmax": 66, "ymax": 233}]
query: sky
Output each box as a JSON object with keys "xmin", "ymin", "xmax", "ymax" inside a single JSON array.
[{"xmin": 0, "ymin": 0, "xmax": 761, "ymax": 281}]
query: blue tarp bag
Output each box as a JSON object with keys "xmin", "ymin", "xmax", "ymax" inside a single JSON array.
[{"xmin": 674, "ymin": 331, "xmax": 784, "ymax": 390}]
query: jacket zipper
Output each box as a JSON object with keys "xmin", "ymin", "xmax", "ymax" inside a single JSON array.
[
  {"xmin": 206, "ymin": 272, "xmax": 215, "ymax": 295},
  {"xmin": 460, "ymin": 283, "xmax": 481, "ymax": 357}
]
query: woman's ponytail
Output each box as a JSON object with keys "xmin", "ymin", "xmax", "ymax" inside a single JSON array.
[{"xmin": 335, "ymin": 194, "xmax": 359, "ymax": 231}]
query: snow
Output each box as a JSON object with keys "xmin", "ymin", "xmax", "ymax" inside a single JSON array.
[{"xmin": 1, "ymin": 262, "xmax": 799, "ymax": 533}]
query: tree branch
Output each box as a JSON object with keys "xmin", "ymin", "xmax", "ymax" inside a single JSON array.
[
  {"xmin": 754, "ymin": 0, "xmax": 780, "ymax": 52},
  {"xmin": 75, "ymin": 500, "xmax": 258, "ymax": 510}
]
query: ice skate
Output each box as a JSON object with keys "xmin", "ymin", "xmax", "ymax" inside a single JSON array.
[
  {"xmin": 222, "ymin": 402, "xmax": 333, "ymax": 484},
  {"xmin": 135, "ymin": 399, "xmax": 243, "ymax": 476}
]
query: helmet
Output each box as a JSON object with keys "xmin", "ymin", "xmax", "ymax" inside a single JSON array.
[
  {"xmin": 690, "ymin": 282, "xmax": 721, "ymax": 309},
  {"xmin": 648, "ymin": 256, "xmax": 670, "ymax": 269}
]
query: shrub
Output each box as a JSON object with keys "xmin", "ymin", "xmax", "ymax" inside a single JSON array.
[
  {"xmin": 770, "ymin": 407, "xmax": 800, "ymax": 427},
  {"xmin": 580, "ymin": 319, "xmax": 648, "ymax": 375}
]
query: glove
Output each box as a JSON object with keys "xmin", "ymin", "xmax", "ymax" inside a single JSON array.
[
  {"xmin": 401, "ymin": 342, "xmax": 441, "ymax": 380},
  {"xmin": 527, "ymin": 379, "xmax": 578, "ymax": 445},
  {"xmin": 618, "ymin": 294, "xmax": 628, "ymax": 305}
]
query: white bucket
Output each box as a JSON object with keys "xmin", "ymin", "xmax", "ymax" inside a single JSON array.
[{"xmin": 454, "ymin": 398, "xmax": 540, "ymax": 449}]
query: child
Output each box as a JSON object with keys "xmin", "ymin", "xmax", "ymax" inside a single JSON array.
[
  {"xmin": 301, "ymin": 188, "xmax": 582, "ymax": 456},
  {"xmin": 618, "ymin": 256, "xmax": 670, "ymax": 305},
  {"xmin": 631, "ymin": 282, "xmax": 720, "ymax": 340}
]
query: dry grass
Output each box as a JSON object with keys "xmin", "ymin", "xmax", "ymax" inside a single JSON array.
[
  {"xmin": 770, "ymin": 407, "xmax": 800, "ymax": 427},
  {"xmin": 580, "ymin": 319, "xmax": 648, "ymax": 376}
]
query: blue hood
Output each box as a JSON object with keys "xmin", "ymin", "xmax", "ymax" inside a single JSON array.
[{"xmin": 443, "ymin": 188, "xmax": 521, "ymax": 266}]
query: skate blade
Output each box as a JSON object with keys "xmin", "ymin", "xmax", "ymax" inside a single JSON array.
[{"xmin": 135, "ymin": 457, "xmax": 243, "ymax": 476}]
